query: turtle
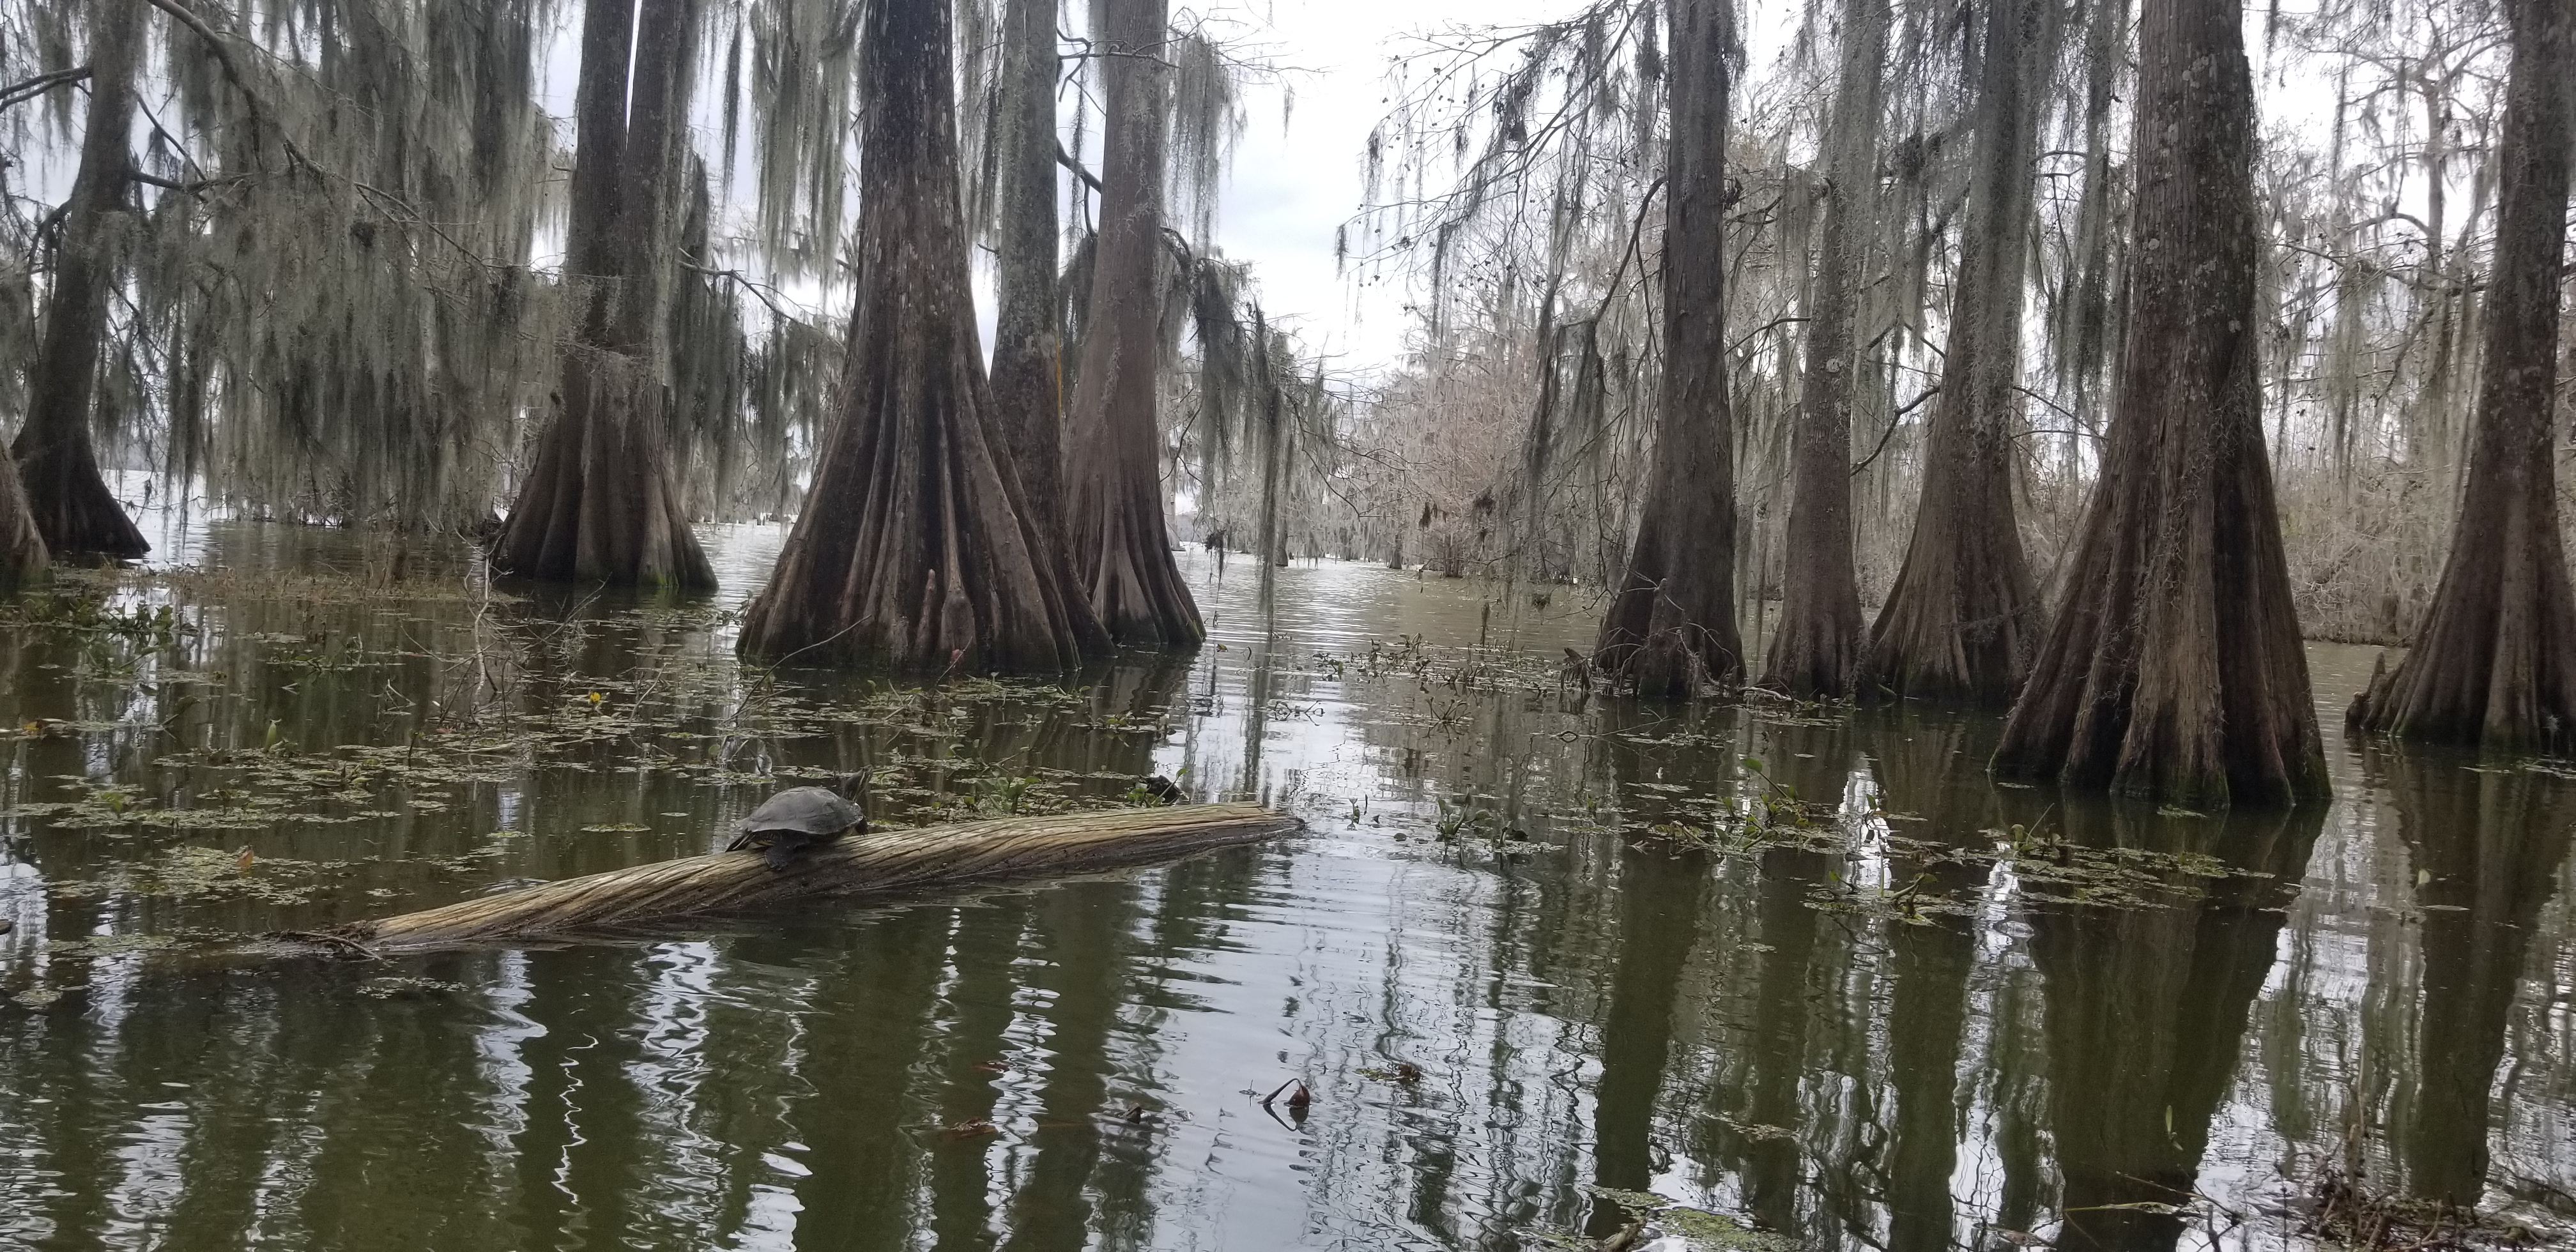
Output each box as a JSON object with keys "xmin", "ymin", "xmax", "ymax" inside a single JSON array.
[{"xmin": 728, "ymin": 775, "xmax": 870, "ymax": 871}]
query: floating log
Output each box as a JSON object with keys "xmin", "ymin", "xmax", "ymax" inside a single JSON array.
[{"xmin": 321, "ymin": 803, "xmax": 1296, "ymax": 953}]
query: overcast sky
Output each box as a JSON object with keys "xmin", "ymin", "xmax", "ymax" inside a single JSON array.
[{"xmin": 1172, "ymin": 0, "xmax": 1572, "ymax": 376}]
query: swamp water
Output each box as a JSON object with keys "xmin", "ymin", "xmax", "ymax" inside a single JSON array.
[{"xmin": 0, "ymin": 519, "xmax": 2569, "ymax": 1252}]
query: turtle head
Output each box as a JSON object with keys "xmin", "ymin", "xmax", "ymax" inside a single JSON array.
[{"xmin": 832, "ymin": 772, "xmax": 872, "ymax": 832}]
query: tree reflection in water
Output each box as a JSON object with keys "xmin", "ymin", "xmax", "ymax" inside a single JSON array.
[
  {"xmin": 2366, "ymin": 744, "xmax": 2576, "ymax": 1211},
  {"xmin": 0, "ymin": 539, "xmax": 2572, "ymax": 1249},
  {"xmin": 2032, "ymin": 798, "xmax": 2325, "ymax": 1251}
]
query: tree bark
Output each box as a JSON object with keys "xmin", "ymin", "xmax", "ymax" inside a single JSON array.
[
  {"xmin": 1061, "ymin": 0, "xmax": 1206, "ymax": 648},
  {"xmin": 735, "ymin": 0, "xmax": 1102, "ymax": 671},
  {"xmin": 13, "ymin": 0, "xmax": 150, "ymax": 560},
  {"xmin": 1761, "ymin": 0, "xmax": 1889, "ymax": 698},
  {"xmin": 992, "ymin": 0, "xmax": 1067, "ymax": 546},
  {"xmin": 491, "ymin": 0, "xmax": 716, "ymax": 590},
  {"xmin": 1989, "ymin": 0, "xmax": 2326, "ymax": 806},
  {"xmin": 1860, "ymin": 0, "xmax": 2046, "ymax": 705},
  {"xmin": 1594, "ymin": 0, "xmax": 1744, "ymax": 698},
  {"xmin": 2346, "ymin": 0, "xmax": 2576, "ymax": 752}
]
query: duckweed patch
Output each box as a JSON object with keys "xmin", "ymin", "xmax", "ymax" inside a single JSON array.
[
  {"xmin": 49, "ymin": 846, "xmax": 342, "ymax": 906},
  {"xmin": 356, "ymin": 976, "xmax": 466, "ymax": 999},
  {"xmin": 1, "ymin": 561, "xmax": 1202, "ymax": 934},
  {"xmin": 39, "ymin": 933, "xmax": 181, "ymax": 960},
  {"xmin": 1581, "ymin": 1188, "xmax": 1799, "ymax": 1252}
]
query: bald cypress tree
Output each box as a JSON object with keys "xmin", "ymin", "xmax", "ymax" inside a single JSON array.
[
  {"xmin": 1761, "ymin": 0, "xmax": 1890, "ymax": 698},
  {"xmin": 735, "ymin": 0, "xmax": 1100, "ymax": 670},
  {"xmin": 2347, "ymin": 0, "xmax": 2576, "ymax": 751},
  {"xmin": 1595, "ymin": 0, "xmax": 1744, "ymax": 698},
  {"xmin": 1061, "ymin": 0, "xmax": 1206, "ymax": 648},
  {"xmin": 491, "ymin": 0, "xmax": 715, "ymax": 589},
  {"xmin": 1860, "ymin": 0, "xmax": 2049, "ymax": 705},
  {"xmin": 15, "ymin": 0, "xmax": 150, "ymax": 559},
  {"xmin": 990, "ymin": 0, "xmax": 1068, "ymax": 546},
  {"xmin": 1989, "ymin": 0, "xmax": 2326, "ymax": 805}
]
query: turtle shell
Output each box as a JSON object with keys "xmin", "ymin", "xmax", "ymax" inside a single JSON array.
[{"xmin": 739, "ymin": 786, "xmax": 863, "ymax": 836}]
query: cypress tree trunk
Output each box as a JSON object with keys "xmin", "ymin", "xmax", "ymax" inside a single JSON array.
[
  {"xmin": 562, "ymin": 0, "xmax": 633, "ymax": 322},
  {"xmin": 1594, "ymin": 0, "xmax": 1743, "ymax": 698},
  {"xmin": 735, "ymin": 0, "xmax": 1098, "ymax": 671},
  {"xmin": 2058, "ymin": 0, "xmax": 2130, "ymax": 404},
  {"xmin": 1254, "ymin": 319, "xmax": 1285, "ymax": 633},
  {"xmin": 604, "ymin": 0, "xmax": 698, "ymax": 360},
  {"xmin": 1062, "ymin": 0, "xmax": 1206, "ymax": 647},
  {"xmin": 0, "ymin": 444, "xmax": 46, "ymax": 588},
  {"xmin": 2346, "ymin": 0, "xmax": 2576, "ymax": 751},
  {"xmin": 1761, "ymin": 0, "xmax": 1889, "ymax": 698},
  {"xmin": 1989, "ymin": 0, "xmax": 2326, "ymax": 806},
  {"xmin": 992, "ymin": 0, "xmax": 1066, "ymax": 543},
  {"xmin": 491, "ymin": 0, "xmax": 716, "ymax": 590},
  {"xmin": 1860, "ymin": 0, "xmax": 2045, "ymax": 705},
  {"xmin": 14, "ymin": 0, "xmax": 150, "ymax": 560}
]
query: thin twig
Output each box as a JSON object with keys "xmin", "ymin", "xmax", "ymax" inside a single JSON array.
[
  {"xmin": 1849, "ymin": 386, "xmax": 1942, "ymax": 477},
  {"xmin": 126, "ymin": 169, "xmax": 246, "ymax": 198},
  {"xmin": 680, "ymin": 258, "xmax": 799, "ymax": 321}
]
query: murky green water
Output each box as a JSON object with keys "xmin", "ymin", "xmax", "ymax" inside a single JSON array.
[{"xmin": 1, "ymin": 516, "xmax": 2570, "ymax": 1251}]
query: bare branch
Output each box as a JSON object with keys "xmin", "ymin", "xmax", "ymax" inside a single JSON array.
[
  {"xmin": 0, "ymin": 66, "xmax": 89, "ymax": 112},
  {"xmin": 1055, "ymin": 141, "xmax": 1105, "ymax": 193}
]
